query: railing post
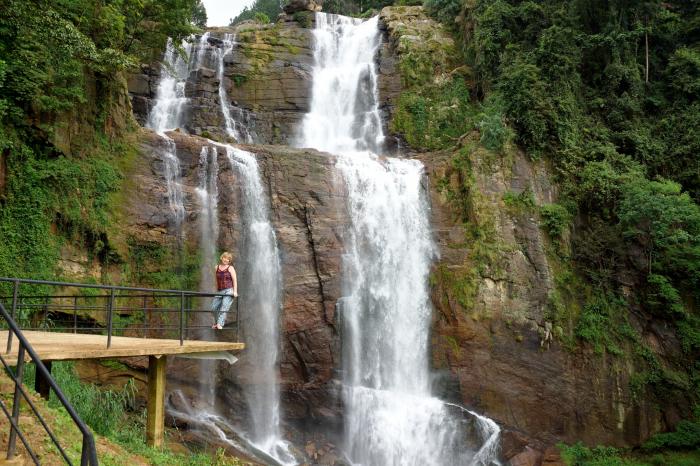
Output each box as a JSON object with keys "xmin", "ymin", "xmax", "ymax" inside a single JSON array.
[
  {"xmin": 7, "ymin": 342, "xmax": 26, "ymax": 459},
  {"xmin": 80, "ymin": 433, "xmax": 98, "ymax": 466},
  {"xmin": 73, "ymin": 296, "xmax": 78, "ymax": 334},
  {"xmin": 236, "ymin": 297, "xmax": 240, "ymax": 342},
  {"xmin": 6, "ymin": 280, "xmax": 19, "ymax": 353},
  {"xmin": 107, "ymin": 288, "xmax": 115, "ymax": 349},
  {"xmin": 43, "ymin": 295, "xmax": 49, "ymax": 329},
  {"xmin": 142, "ymin": 295, "xmax": 148, "ymax": 338},
  {"xmin": 179, "ymin": 292, "xmax": 185, "ymax": 346}
]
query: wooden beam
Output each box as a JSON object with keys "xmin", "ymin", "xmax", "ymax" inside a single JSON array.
[{"xmin": 146, "ymin": 355, "xmax": 166, "ymax": 447}]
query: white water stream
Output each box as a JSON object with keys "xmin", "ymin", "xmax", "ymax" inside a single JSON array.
[
  {"xmin": 218, "ymin": 34, "xmax": 256, "ymax": 143},
  {"xmin": 147, "ymin": 34, "xmax": 209, "ymax": 229},
  {"xmin": 223, "ymin": 145, "xmax": 294, "ymax": 465},
  {"xmin": 215, "ymin": 33, "xmax": 292, "ymax": 464},
  {"xmin": 298, "ymin": 13, "xmax": 501, "ymax": 466}
]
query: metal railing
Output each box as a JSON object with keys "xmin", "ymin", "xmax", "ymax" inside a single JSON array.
[
  {"xmin": 0, "ymin": 301, "xmax": 98, "ymax": 465},
  {"xmin": 0, "ymin": 277, "xmax": 241, "ymax": 351}
]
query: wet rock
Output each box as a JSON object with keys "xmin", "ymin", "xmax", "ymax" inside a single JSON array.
[
  {"xmin": 541, "ymin": 446, "xmax": 565, "ymax": 466},
  {"xmin": 508, "ymin": 447, "xmax": 543, "ymax": 466}
]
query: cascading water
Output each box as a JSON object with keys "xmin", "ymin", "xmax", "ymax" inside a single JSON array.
[
  {"xmin": 213, "ymin": 33, "xmax": 289, "ymax": 463},
  {"xmin": 224, "ymin": 145, "xmax": 294, "ymax": 465},
  {"xmin": 197, "ymin": 145, "xmax": 220, "ymax": 289},
  {"xmin": 148, "ymin": 34, "xmax": 210, "ymax": 229},
  {"xmin": 217, "ymin": 34, "xmax": 256, "ymax": 143},
  {"xmin": 195, "ymin": 144, "xmax": 220, "ymax": 406},
  {"xmin": 298, "ymin": 13, "xmax": 501, "ymax": 465}
]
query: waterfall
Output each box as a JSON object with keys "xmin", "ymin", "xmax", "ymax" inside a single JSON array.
[
  {"xmin": 217, "ymin": 34, "xmax": 256, "ymax": 143},
  {"xmin": 213, "ymin": 32, "xmax": 288, "ymax": 462},
  {"xmin": 196, "ymin": 145, "xmax": 220, "ymax": 406},
  {"xmin": 224, "ymin": 145, "xmax": 294, "ymax": 465},
  {"xmin": 148, "ymin": 34, "xmax": 210, "ymax": 229},
  {"xmin": 197, "ymin": 145, "xmax": 220, "ymax": 288},
  {"xmin": 298, "ymin": 12, "xmax": 501, "ymax": 466}
]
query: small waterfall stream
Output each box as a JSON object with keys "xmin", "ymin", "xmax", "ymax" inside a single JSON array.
[
  {"xmin": 217, "ymin": 34, "xmax": 255, "ymax": 143},
  {"xmin": 223, "ymin": 146, "xmax": 293, "ymax": 464},
  {"xmin": 147, "ymin": 34, "xmax": 210, "ymax": 230},
  {"xmin": 298, "ymin": 12, "xmax": 501, "ymax": 466}
]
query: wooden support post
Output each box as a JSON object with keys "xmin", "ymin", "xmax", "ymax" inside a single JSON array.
[
  {"xmin": 146, "ymin": 355, "xmax": 166, "ymax": 447},
  {"xmin": 34, "ymin": 360, "xmax": 52, "ymax": 400}
]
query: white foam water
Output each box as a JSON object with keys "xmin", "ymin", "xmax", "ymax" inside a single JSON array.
[
  {"xmin": 148, "ymin": 34, "xmax": 210, "ymax": 229},
  {"xmin": 298, "ymin": 12, "xmax": 501, "ymax": 466},
  {"xmin": 217, "ymin": 34, "xmax": 256, "ymax": 143},
  {"xmin": 223, "ymin": 145, "xmax": 295, "ymax": 465}
]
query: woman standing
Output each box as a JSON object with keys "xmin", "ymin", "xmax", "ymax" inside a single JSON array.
[{"xmin": 211, "ymin": 251, "xmax": 238, "ymax": 330}]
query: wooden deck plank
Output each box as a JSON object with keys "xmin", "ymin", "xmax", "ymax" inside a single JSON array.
[{"xmin": 0, "ymin": 331, "xmax": 244, "ymax": 366}]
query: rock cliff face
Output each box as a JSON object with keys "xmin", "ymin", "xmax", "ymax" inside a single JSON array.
[
  {"xmin": 118, "ymin": 5, "xmax": 686, "ymax": 462},
  {"xmin": 119, "ymin": 129, "xmax": 347, "ymax": 445},
  {"xmin": 128, "ymin": 16, "xmax": 315, "ymax": 145}
]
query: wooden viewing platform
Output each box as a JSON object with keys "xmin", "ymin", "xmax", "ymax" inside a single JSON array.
[
  {"xmin": 0, "ymin": 331, "xmax": 244, "ymax": 448},
  {"xmin": 0, "ymin": 331, "xmax": 244, "ymax": 366}
]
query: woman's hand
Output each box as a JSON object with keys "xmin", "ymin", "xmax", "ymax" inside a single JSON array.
[{"xmin": 234, "ymin": 291, "xmax": 239, "ymax": 297}]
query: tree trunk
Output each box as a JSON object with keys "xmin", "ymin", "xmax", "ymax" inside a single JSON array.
[{"xmin": 645, "ymin": 18, "xmax": 650, "ymax": 83}]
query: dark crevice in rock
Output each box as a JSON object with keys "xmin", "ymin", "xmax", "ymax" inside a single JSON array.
[
  {"xmin": 288, "ymin": 331, "xmax": 311, "ymax": 383},
  {"xmin": 303, "ymin": 204, "xmax": 335, "ymax": 332}
]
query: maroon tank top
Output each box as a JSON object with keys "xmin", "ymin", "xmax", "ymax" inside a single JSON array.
[{"xmin": 215, "ymin": 266, "xmax": 234, "ymax": 290}]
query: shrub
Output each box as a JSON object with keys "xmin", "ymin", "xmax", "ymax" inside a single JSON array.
[
  {"xmin": 424, "ymin": 0, "xmax": 463, "ymax": 27},
  {"xmin": 475, "ymin": 93, "xmax": 513, "ymax": 152},
  {"xmin": 254, "ymin": 12, "xmax": 270, "ymax": 24},
  {"xmin": 643, "ymin": 420, "xmax": 700, "ymax": 452},
  {"xmin": 540, "ymin": 203, "xmax": 571, "ymax": 239}
]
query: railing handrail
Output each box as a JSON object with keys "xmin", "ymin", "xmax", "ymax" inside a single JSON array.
[
  {"xmin": 0, "ymin": 276, "xmax": 242, "ymax": 348},
  {"xmin": 0, "ymin": 301, "xmax": 98, "ymax": 465},
  {"xmin": 0, "ymin": 277, "xmax": 231, "ymax": 297}
]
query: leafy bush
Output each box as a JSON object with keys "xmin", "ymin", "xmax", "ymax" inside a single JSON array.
[
  {"xmin": 475, "ymin": 93, "xmax": 514, "ymax": 152},
  {"xmin": 254, "ymin": 12, "xmax": 270, "ymax": 24},
  {"xmin": 574, "ymin": 294, "xmax": 627, "ymax": 355},
  {"xmin": 645, "ymin": 274, "xmax": 686, "ymax": 318},
  {"xmin": 392, "ymin": 77, "xmax": 475, "ymax": 150},
  {"xmin": 24, "ymin": 362, "xmax": 134, "ymax": 436},
  {"xmin": 643, "ymin": 420, "xmax": 700, "ymax": 452},
  {"xmin": 424, "ymin": 0, "xmax": 463, "ymax": 27},
  {"xmin": 540, "ymin": 203, "xmax": 571, "ymax": 239},
  {"xmin": 497, "ymin": 58, "xmax": 553, "ymax": 157},
  {"xmin": 618, "ymin": 178, "xmax": 700, "ymax": 291},
  {"xmin": 293, "ymin": 11, "xmax": 314, "ymax": 28},
  {"xmin": 559, "ymin": 442, "xmax": 628, "ymax": 466}
]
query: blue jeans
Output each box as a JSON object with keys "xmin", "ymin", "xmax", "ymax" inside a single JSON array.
[{"xmin": 211, "ymin": 288, "xmax": 234, "ymax": 327}]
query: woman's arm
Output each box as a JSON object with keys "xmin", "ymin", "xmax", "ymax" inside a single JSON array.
[{"xmin": 230, "ymin": 266, "xmax": 238, "ymax": 297}]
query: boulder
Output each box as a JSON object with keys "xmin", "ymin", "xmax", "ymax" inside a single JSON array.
[{"xmin": 283, "ymin": 0, "xmax": 323, "ymax": 14}]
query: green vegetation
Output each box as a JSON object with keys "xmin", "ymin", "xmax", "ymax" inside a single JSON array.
[
  {"xmin": 254, "ymin": 12, "xmax": 271, "ymax": 24},
  {"xmin": 0, "ymin": 0, "xmax": 204, "ymax": 293},
  {"xmin": 421, "ymin": 0, "xmax": 700, "ymax": 426},
  {"xmin": 232, "ymin": 0, "xmax": 399, "ymax": 23},
  {"xmin": 21, "ymin": 361, "xmax": 244, "ymax": 464},
  {"xmin": 560, "ymin": 442, "xmax": 700, "ymax": 466},
  {"xmin": 392, "ymin": 78, "xmax": 476, "ymax": 150},
  {"xmin": 292, "ymin": 11, "xmax": 314, "ymax": 28},
  {"xmin": 231, "ymin": 0, "xmax": 282, "ymax": 25},
  {"xmin": 540, "ymin": 203, "xmax": 572, "ymax": 240}
]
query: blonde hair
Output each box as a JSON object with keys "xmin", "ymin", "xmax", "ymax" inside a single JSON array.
[{"xmin": 220, "ymin": 252, "xmax": 233, "ymax": 262}]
